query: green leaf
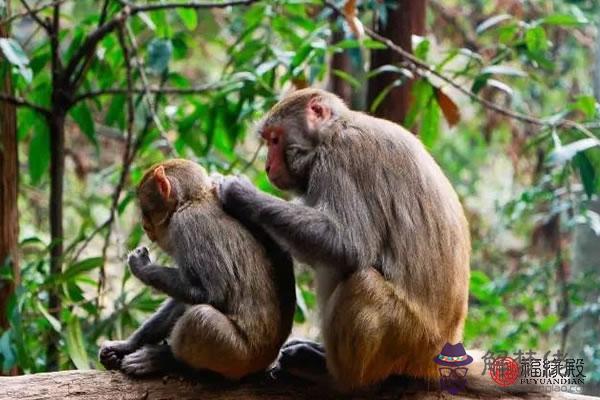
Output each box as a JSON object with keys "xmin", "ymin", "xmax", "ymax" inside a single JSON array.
[
  {"xmin": 35, "ymin": 301, "xmax": 61, "ymax": 332},
  {"xmin": 369, "ymin": 79, "xmax": 404, "ymax": 114},
  {"xmin": 147, "ymin": 38, "xmax": 173, "ymax": 75},
  {"xmin": 421, "ymin": 98, "xmax": 441, "ymax": 148},
  {"xmin": 0, "ymin": 38, "xmax": 32, "ymax": 82},
  {"xmin": 573, "ymin": 153, "xmax": 597, "ymax": 199},
  {"xmin": 413, "ymin": 37, "xmax": 430, "ymax": 61},
  {"xmin": 332, "ymin": 69, "xmax": 360, "ymax": 88},
  {"xmin": 481, "ymin": 65, "xmax": 527, "ymax": 77},
  {"xmin": 570, "ymin": 95, "xmax": 597, "ymax": 119},
  {"xmin": 54, "ymin": 257, "xmax": 104, "ymax": 284},
  {"xmin": 69, "ymin": 103, "xmax": 97, "ymax": 148},
  {"xmin": 176, "ymin": 8, "xmax": 197, "ymax": 30},
  {"xmin": 548, "ymin": 138, "xmax": 600, "ymax": 165},
  {"xmin": 106, "ymin": 94, "xmax": 125, "ymax": 129},
  {"xmin": 404, "ymin": 79, "xmax": 434, "ymax": 128},
  {"xmin": 66, "ymin": 316, "xmax": 89, "ymax": 370},
  {"xmin": 0, "ymin": 331, "xmax": 16, "ymax": 372},
  {"xmin": 28, "ymin": 118, "xmax": 50, "ymax": 185},
  {"xmin": 541, "ymin": 13, "xmax": 587, "ymax": 27},
  {"xmin": 367, "ymin": 64, "xmax": 412, "ymax": 79},
  {"xmin": 471, "ymin": 73, "xmax": 491, "ymax": 94},
  {"xmin": 0, "ymin": 38, "xmax": 29, "ymax": 67},
  {"xmin": 538, "ymin": 314, "xmax": 559, "ymax": 333},
  {"xmin": 476, "ymin": 14, "xmax": 512, "ymax": 34},
  {"xmin": 525, "ymin": 26, "xmax": 548, "ymax": 53}
]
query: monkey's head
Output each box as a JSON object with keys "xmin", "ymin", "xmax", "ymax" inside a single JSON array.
[
  {"xmin": 257, "ymin": 88, "xmax": 348, "ymax": 192},
  {"xmin": 137, "ymin": 159, "xmax": 212, "ymax": 249}
]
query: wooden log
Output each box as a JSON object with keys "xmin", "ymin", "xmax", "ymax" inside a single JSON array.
[{"xmin": 0, "ymin": 370, "xmax": 597, "ymax": 400}]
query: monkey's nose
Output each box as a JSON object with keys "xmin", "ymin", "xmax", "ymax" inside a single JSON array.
[{"xmin": 266, "ymin": 165, "xmax": 270, "ymax": 173}]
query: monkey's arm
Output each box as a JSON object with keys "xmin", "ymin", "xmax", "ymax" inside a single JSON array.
[
  {"xmin": 127, "ymin": 247, "xmax": 209, "ymax": 304},
  {"xmin": 219, "ymin": 177, "xmax": 359, "ymax": 270},
  {"xmin": 99, "ymin": 298, "xmax": 185, "ymax": 370}
]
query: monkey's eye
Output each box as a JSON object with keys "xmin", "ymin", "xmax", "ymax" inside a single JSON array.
[{"xmin": 271, "ymin": 136, "xmax": 279, "ymax": 145}]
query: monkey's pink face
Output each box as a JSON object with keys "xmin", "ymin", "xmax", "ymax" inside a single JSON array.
[{"xmin": 261, "ymin": 126, "xmax": 295, "ymax": 190}]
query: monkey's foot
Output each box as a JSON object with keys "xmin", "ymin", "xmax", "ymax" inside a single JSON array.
[
  {"xmin": 270, "ymin": 339, "xmax": 329, "ymax": 384},
  {"xmin": 121, "ymin": 344, "xmax": 176, "ymax": 377},
  {"xmin": 99, "ymin": 340, "xmax": 135, "ymax": 370}
]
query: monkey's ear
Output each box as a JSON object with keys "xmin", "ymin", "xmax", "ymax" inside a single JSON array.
[
  {"xmin": 153, "ymin": 166, "xmax": 172, "ymax": 200},
  {"xmin": 306, "ymin": 96, "xmax": 331, "ymax": 130}
]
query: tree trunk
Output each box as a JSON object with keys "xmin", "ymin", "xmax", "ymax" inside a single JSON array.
[
  {"xmin": 0, "ymin": 370, "xmax": 588, "ymax": 400},
  {"xmin": 329, "ymin": 25, "xmax": 353, "ymax": 105},
  {"xmin": 0, "ymin": 0, "xmax": 20, "ymax": 335},
  {"xmin": 46, "ymin": 112, "xmax": 65, "ymax": 371},
  {"xmin": 367, "ymin": 0, "xmax": 426, "ymax": 125}
]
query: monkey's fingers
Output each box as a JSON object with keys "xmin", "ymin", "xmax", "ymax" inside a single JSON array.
[{"xmin": 99, "ymin": 348, "xmax": 123, "ymax": 371}]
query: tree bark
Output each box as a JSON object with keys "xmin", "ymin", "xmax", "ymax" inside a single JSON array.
[
  {"xmin": 0, "ymin": 0, "xmax": 20, "ymax": 333},
  {"xmin": 0, "ymin": 370, "xmax": 590, "ymax": 400},
  {"xmin": 367, "ymin": 0, "xmax": 427, "ymax": 125},
  {"xmin": 46, "ymin": 112, "xmax": 65, "ymax": 371},
  {"xmin": 329, "ymin": 25, "xmax": 353, "ymax": 104}
]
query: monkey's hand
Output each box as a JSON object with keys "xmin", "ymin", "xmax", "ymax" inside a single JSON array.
[
  {"xmin": 127, "ymin": 246, "xmax": 152, "ymax": 278},
  {"xmin": 216, "ymin": 175, "xmax": 257, "ymax": 209},
  {"xmin": 99, "ymin": 340, "xmax": 136, "ymax": 370}
]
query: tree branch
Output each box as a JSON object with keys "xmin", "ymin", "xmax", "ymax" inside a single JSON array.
[
  {"xmin": 0, "ymin": 92, "xmax": 51, "ymax": 115},
  {"xmin": 64, "ymin": 0, "xmax": 259, "ymax": 96},
  {"xmin": 0, "ymin": 369, "xmax": 591, "ymax": 400},
  {"xmin": 119, "ymin": 0, "xmax": 259, "ymax": 12},
  {"xmin": 0, "ymin": 0, "xmax": 68, "ymax": 27},
  {"xmin": 18, "ymin": 0, "xmax": 51, "ymax": 31},
  {"xmin": 96, "ymin": 23, "xmax": 136, "ymax": 303},
  {"xmin": 324, "ymin": 1, "xmax": 597, "ymax": 140},
  {"xmin": 72, "ymin": 82, "xmax": 232, "ymax": 103}
]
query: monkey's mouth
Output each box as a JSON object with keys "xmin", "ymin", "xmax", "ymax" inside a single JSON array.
[{"xmin": 268, "ymin": 172, "xmax": 295, "ymax": 190}]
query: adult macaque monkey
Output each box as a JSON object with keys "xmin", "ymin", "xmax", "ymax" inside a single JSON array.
[
  {"xmin": 99, "ymin": 159, "xmax": 295, "ymax": 379},
  {"xmin": 218, "ymin": 88, "xmax": 470, "ymax": 391}
]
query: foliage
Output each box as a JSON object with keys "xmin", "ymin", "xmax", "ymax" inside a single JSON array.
[{"xmin": 0, "ymin": 0, "xmax": 599, "ymax": 385}]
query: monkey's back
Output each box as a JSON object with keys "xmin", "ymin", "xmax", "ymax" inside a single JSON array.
[
  {"xmin": 169, "ymin": 202, "xmax": 295, "ymax": 356},
  {"xmin": 311, "ymin": 112, "xmax": 470, "ymax": 343}
]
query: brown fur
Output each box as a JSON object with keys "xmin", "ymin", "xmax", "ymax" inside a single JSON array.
[
  {"xmin": 221, "ymin": 89, "xmax": 470, "ymax": 391},
  {"xmin": 100, "ymin": 159, "xmax": 295, "ymax": 379}
]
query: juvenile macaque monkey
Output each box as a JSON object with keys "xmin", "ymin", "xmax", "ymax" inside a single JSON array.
[
  {"xmin": 218, "ymin": 89, "xmax": 470, "ymax": 391},
  {"xmin": 99, "ymin": 159, "xmax": 295, "ymax": 379}
]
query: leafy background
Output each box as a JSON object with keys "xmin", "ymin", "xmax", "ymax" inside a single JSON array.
[{"xmin": 0, "ymin": 0, "xmax": 599, "ymax": 393}]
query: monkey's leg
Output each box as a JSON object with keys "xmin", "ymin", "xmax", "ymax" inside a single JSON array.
[
  {"xmin": 323, "ymin": 267, "xmax": 439, "ymax": 392},
  {"xmin": 170, "ymin": 305, "xmax": 273, "ymax": 380},
  {"xmin": 99, "ymin": 299, "xmax": 185, "ymax": 370}
]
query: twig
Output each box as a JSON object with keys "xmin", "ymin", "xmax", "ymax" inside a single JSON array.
[
  {"xmin": 96, "ymin": 23, "xmax": 136, "ymax": 304},
  {"xmin": 324, "ymin": 1, "xmax": 597, "ymax": 140},
  {"xmin": 0, "ymin": 0, "xmax": 68, "ymax": 27},
  {"xmin": 64, "ymin": 0, "xmax": 260, "ymax": 94},
  {"xmin": 123, "ymin": 21, "xmax": 169, "ymax": 140},
  {"xmin": 0, "ymin": 92, "xmax": 50, "ymax": 115},
  {"xmin": 18, "ymin": 0, "xmax": 50, "ymax": 31},
  {"xmin": 118, "ymin": 0, "xmax": 259, "ymax": 12},
  {"xmin": 72, "ymin": 82, "xmax": 233, "ymax": 103}
]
